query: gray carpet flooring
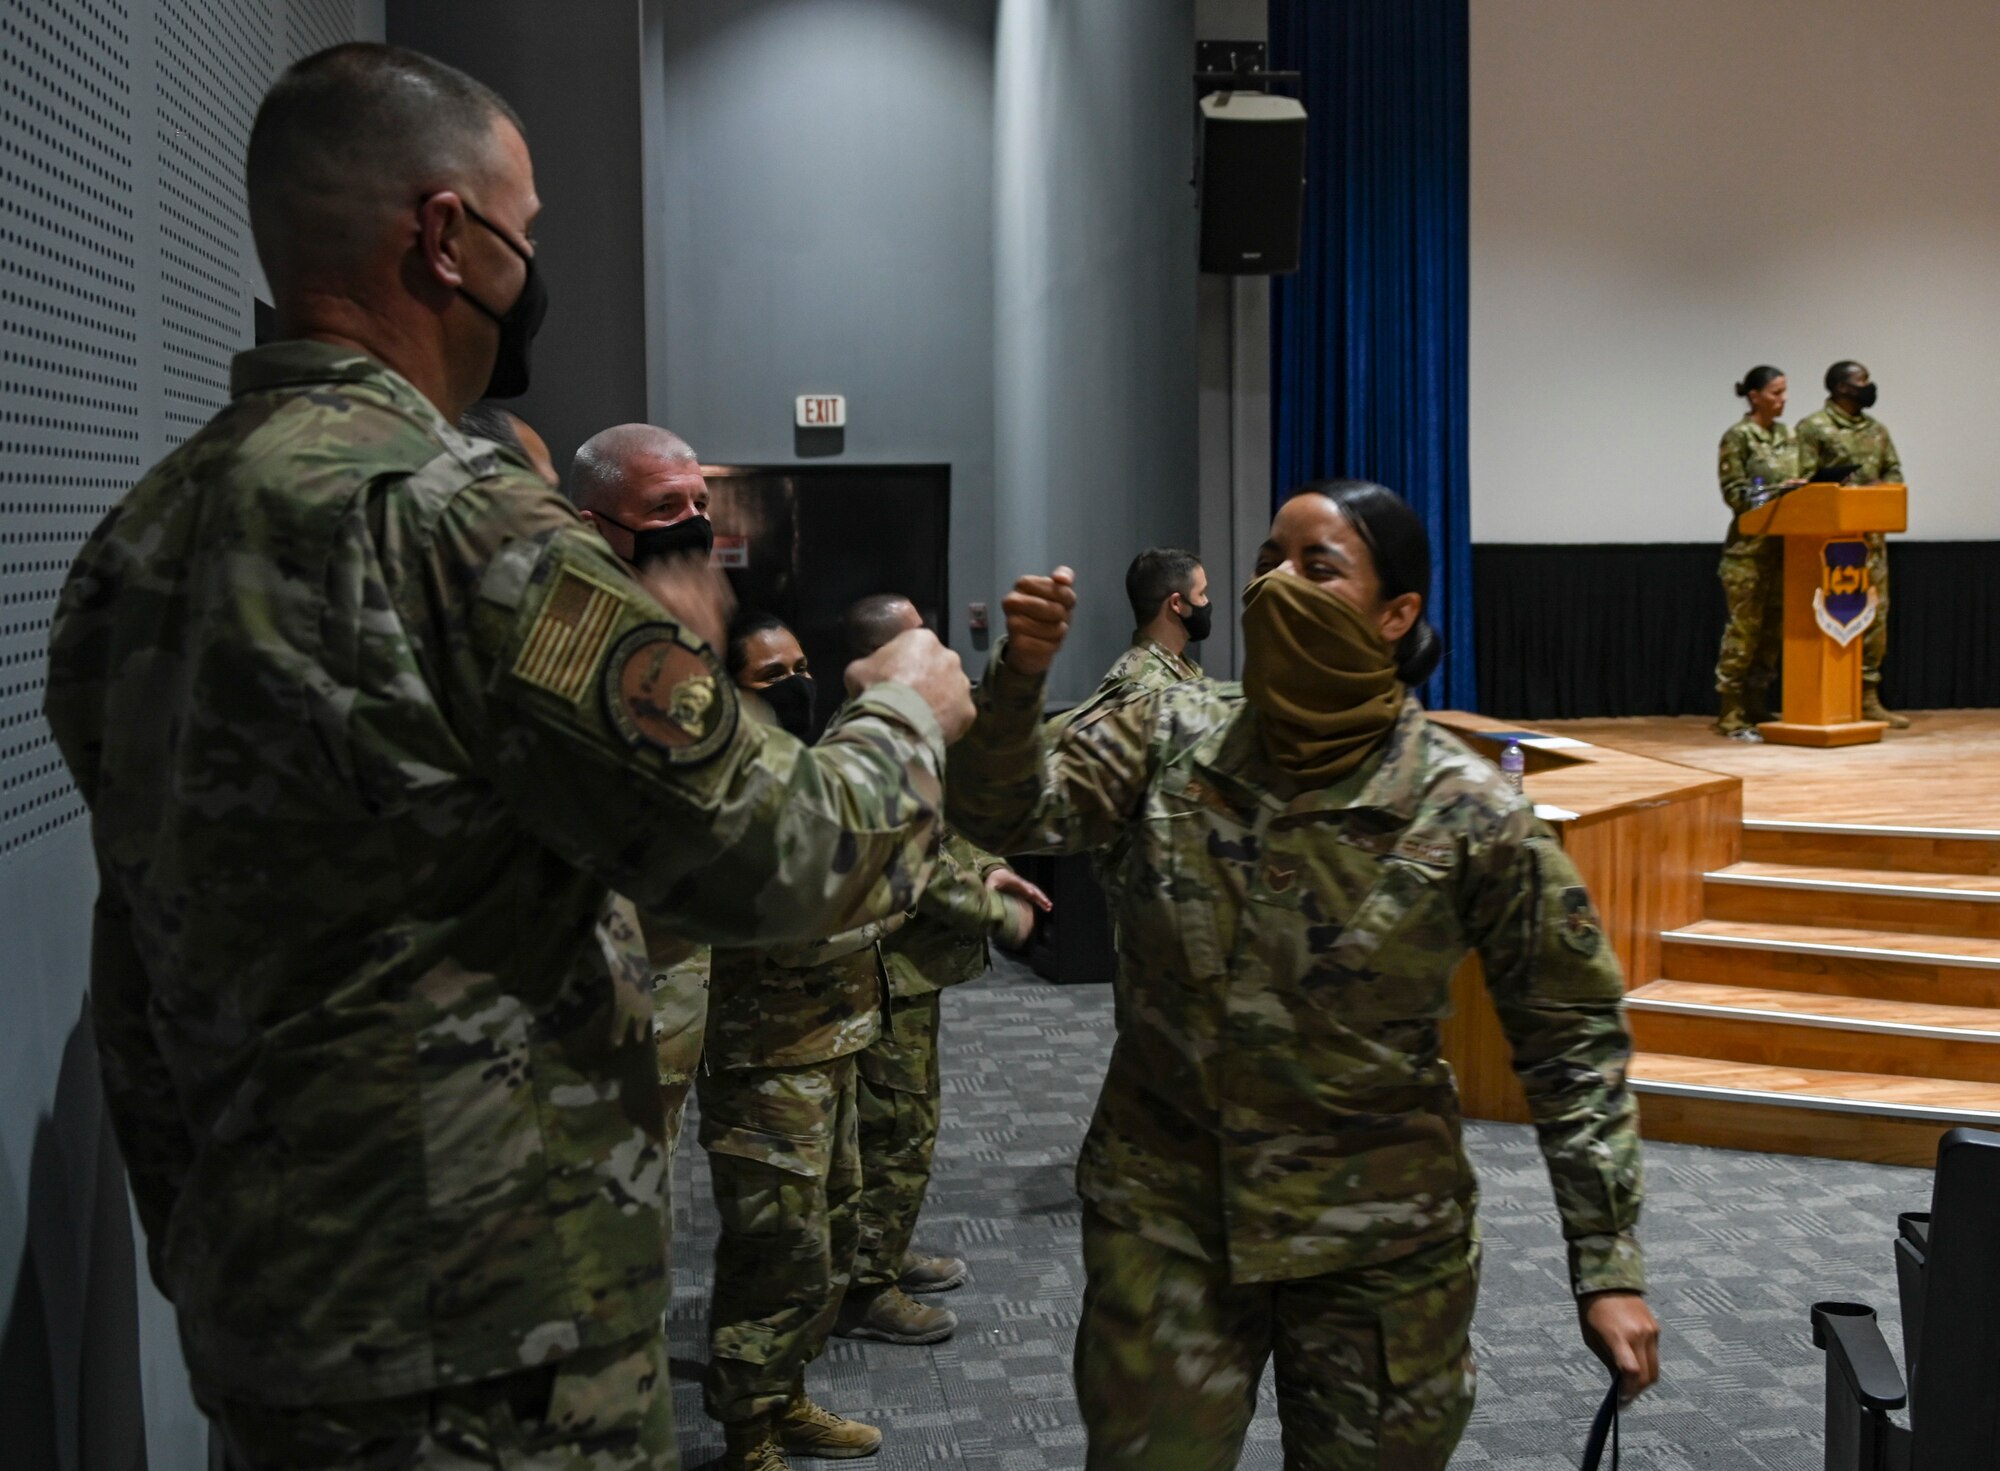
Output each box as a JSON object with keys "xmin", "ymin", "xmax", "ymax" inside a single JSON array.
[{"xmin": 667, "ymin": 955, "xmax": 1930, "ymax": 1468}]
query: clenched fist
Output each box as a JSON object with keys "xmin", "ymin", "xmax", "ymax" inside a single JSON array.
[
  {"xmin": 1001, "ymin": 566, "xmax": 1076, "ymax": 677},
  {"xmin": 846, "ymin": 628, "xmax": 976, "ymax": 744}
]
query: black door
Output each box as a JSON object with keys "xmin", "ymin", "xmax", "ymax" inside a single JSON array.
[{"xmin": 702, "ymin": 463, "xmax": 951, "ymax": 726}]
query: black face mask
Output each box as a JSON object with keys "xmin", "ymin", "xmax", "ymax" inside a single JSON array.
[
  {"xmin": 458, "ymin": 203, "xmax": 548, "ymax": 400},
  {"xmin": 758, "ymin": 672, "xmax": 816, "ymax": 742},
  {"xmin": 599, "ymin": 512, "xmax": 714, "ymax": 569},
  {"xmin": 1177, "ymin": 597, "xmax": 1213, "ymax": 645},
  {"xmin": 1848, "ymin": 382, "xmax": 1879, "ymax": 410}
]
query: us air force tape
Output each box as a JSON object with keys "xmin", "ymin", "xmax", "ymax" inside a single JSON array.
[{"xmin": 601, "ymin": 622, "xmax": 736, "ymax": 763}]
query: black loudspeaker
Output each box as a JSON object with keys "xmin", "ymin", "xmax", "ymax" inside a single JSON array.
[{"xmin": 1198, "ymin": 92, "xmax": 1307, "ymax": 275}]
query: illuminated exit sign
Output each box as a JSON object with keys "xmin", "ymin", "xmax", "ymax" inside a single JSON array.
[{"xmin": 795, "ymin": 393, "xmax": 846, "ymax": 428}]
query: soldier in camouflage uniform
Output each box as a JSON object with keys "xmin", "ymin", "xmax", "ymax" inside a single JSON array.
[
  {"xmin": 566, "ymin": 422, "xmax": 723, "ymax": 1163},
  {"xmin": 1088, "ymin": 546, "xmax": 1209, "ymax": 705},
  {"xmin": 949, "ymin": 482, "xmax": 1658, "ymax": 1470},
  {"xmin": 1712, "ymin": 366, "xmax": 1802, "ymax": 740},
  {"xmin": 699, "ymin": 874, "xmax": 903, "ymax": 1465},
  {"xmin": 1795, "ymin": 360, "xmax": 1908, "ymax": 727},
  {"xmin": 43, "ymin": 45, "xmax": 973, "ymax": 1471},
  {"xmin": 833, "ymin": 596, "xmax": 1048, "ymax": 1348}
]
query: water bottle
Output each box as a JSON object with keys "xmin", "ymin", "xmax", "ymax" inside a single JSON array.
[
  {"xmin": 1500, "ymin": 740, "xmax": 1525, "ymax": 794},
  {"xmin": 1750, "ymin": 475, "xmax": 1765, "ymax": 505}
]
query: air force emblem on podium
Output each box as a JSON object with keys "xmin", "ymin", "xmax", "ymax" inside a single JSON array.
[{"xmin": 1813, "ymin": 539, "xmax": 1877, "ymax": 647}]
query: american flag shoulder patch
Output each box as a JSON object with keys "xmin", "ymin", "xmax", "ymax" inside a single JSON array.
[{"xmin": 512, "ymin": 567, "xmax": 624, "ymax": 703}]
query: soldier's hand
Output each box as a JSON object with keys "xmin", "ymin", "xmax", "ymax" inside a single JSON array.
[
  {"xmin": 986, "ymin": 867, "xmax": 1053, "ymax": 914},
  {"xmin": 635, "ymin": 554, "xmax": 735, "ymax": 655},
  {"xmin": 1579, "ymin": 1291, "xmax": 1660, "ymax": 1403},
  {"xmin": 847, "ymin": 628, "xmax": 975, "ymax": 744},
  {"xmin": 1001, "ymin": 566, "xmax": 1076, "ymax": 676}
]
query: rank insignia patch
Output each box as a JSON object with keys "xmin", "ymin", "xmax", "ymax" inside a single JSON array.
[
  {"xmin": 1559, "ymin": 886, "xmax": 1604, "ymax": 956},
  {"xmin": 513, "ymin": 567, "xmax": 622, "ymax": 703},
  {"xmin": 603, "ymin": 622, "xmax": 736, "ymax": 762}
]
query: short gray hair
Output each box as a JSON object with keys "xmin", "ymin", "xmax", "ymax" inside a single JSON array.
[
  {"xmin": 246, "ymin": 43, "xmax": 522, "ymax": 288},
  {"xmin": 567, "ymin": 424, "xmax": 698, "ymax": 511}
]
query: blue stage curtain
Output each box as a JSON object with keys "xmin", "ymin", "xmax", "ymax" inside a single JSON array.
[{"xmin": 1268, "ymin": 0, "xmax": 1473, "ymax": 710}]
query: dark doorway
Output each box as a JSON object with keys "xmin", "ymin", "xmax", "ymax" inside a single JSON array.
[{"xmin": 703, "ymin": 464, "xmax": 951, "ymax": 728}]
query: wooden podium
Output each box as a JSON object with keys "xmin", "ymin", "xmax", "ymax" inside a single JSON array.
[{"xmin": 1739, "ymin": 482, "xmax": 1908, "ymax": 747}]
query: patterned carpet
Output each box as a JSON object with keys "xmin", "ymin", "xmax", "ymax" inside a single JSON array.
[{"xmin": 667, "ymin": 955, "xmax": 1930, "ymax": 1469}]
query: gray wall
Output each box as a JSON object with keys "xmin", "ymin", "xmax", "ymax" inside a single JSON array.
[
  {"xmin": 389, "ymin": 3, "xmax": 652, "ymax": 472},
  {"xmin": 652, "ymin": 0, "xmax": 1000, "ymax": 666},
  {"xmin": 1193, "ymin": 0, "xmax": 1272, "ymax": 681},
  {"xmin": 994, "ymin": 0, "xmax": 1200, "ymax": 703},
  {"xmin": 1, "ymin": 8, "xmax": 379, "ymax": 1470}
]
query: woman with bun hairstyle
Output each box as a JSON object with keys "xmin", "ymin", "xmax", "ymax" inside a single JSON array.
[
  {"xmin": 948, "ymin": 481, "xmax": 1658, "ymax": 1470},
  {"xmin": 1714, "ymin": 365, "xmax": 1804, "ymax": 739}
]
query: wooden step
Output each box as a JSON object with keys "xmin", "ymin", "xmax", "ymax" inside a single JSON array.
[
  {"xmin": 1661, "ymin": 920, "xmax": 2000, "ymax": 1007},
  {"xmin": 1627, "ymin": 979, "xmax": 2000, "ymax": 1083},
  {"xmin": 1703, "ymin": 862, "xmax": 2000, "ymax": 939},
  {"xmin": 1631, "ymin": 1052, "xmax": 2000, "ymax": 1167},
  {"xmin": 1743, "ymin": 819, "xmax": 2000, "ymax": 877}
]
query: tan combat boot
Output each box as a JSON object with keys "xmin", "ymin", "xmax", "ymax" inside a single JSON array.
[
  {"xmin": 722, "ymin": 1416, "xmax": 792, "ymax": 1471},
  {"xmin": 1861, "ymin": 692, "xmax": 1911, "ymax": 729},
  {"xmin": 1713, "ymin": 695, "xmax": 1762, "ymax": 742},
  {"xmin": 898, "ymin": 1249, "xmax": 968, "ymax": 1294},
  {"xmin": 777, "ymin": 1391, "xmax": 883, "ymax": 1459},
  {"xmin": 834, "ymin": 1284, "xmax": 958, "ymax": 1345}
]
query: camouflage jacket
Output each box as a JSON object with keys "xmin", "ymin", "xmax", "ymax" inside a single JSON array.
[
  {"xmin": 42, "ymin": 342, "xmax": 946, "ymax": 1403},
  {"xmin": 881, "ymin": 828, "xmax": 1014, "ymax": 998},
  {"xmin": 1796, "ymin": 401, "xmax": 1903, "ymax": 486},
  {"xmin": 707, "ymin": 919, "xmax": 895, "ymax": 1069},
  {"xmin": 947, "ymin": 648, "xmax": 1645, "ymax": 1294},
  {"xmin": 1717, "ymin": 417, "xmax": 1801, "ymax": 551},
  {"xmin": 1089, "ymin": 635, "xmax": 1201, "ymax": 704}
]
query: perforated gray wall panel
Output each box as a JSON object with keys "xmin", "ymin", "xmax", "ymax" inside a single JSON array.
[
  {"xmin": 2, "ymin": 6, "xmax": 379, "ymax": 1466},
  {"xmin": 1, "ymin": 0, "xmax": 371, "ymax": 859}
]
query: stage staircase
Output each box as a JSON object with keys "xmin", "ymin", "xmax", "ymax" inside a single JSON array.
[{"xmin": 1624, "ymin": 819, "xmax": 2000, "ymax": 1167}]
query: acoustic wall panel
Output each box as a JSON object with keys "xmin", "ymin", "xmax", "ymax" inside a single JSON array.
[
  {"xmin": 1, "ymin": 6, "xmax": 379, "ymax": 1467},
  {"xmin": 0, "ymin": 0, "xmax": 141, "ymax": 859}
]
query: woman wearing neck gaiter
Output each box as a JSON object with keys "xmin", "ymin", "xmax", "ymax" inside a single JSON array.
[{"xmin": 948, "ymin": 482, "xmax": 1658, "ymax": 1471}]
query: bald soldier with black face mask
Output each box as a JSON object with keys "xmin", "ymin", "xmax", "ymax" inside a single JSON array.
[{"xmin": 43, "ymin": 41, "xmax": 974, "ymax": 1471}]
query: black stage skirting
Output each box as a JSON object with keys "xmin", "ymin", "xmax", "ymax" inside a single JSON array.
[{"xmin": 1473, "ymin": 541, "xmax": 2000, "ymax": 719}]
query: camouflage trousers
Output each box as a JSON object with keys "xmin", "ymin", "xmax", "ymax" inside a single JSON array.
[
  {"xmin": 698, "ymin": 1053, "xmax": 861, "ymax": 1424},
  {"xmin": 1075, "ymin": 1209, "xmax": 1478, "ymax": 1471},
  {"xmin": 854, "ymin": 991, "xmax": 945, "ymax": 1291},
  {"xmin": 207, "ymin": 1331, "xmax": 674, "ymax": 1470},
  {"xmin": 1861, "ymin": 533, "xmax": 1890, "ymax": 692},
  {"xmin": 1715, "ymin": 541, "xmax": 1783, "ymax": 710},
  {"xmin": 653, "ymin": 958, "xmax": 710, "ymax": 1161}
]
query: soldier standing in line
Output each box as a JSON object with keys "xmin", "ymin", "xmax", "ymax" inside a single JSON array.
[
  {"xmin": 44, "ymin": 44, "xmax": 974, "ymax": 1471},
  {"xmin": 1795, "ymin": 359, "xmax": 1909, "ymax": 728},
  {"xmin": 459, "ymin": 398, "xmax": 561, "ymax": 488},
  {"xmin": 1083, "ymin": 547, "xmax": 1210, "ymax": 705},
  {"xmin": 568, "ymin": 423, "xmax": 726, "ymax": 1162},
  {"xmin": 1712, "ymin": 365, "xmax": 1803, "ymax": 741},
  {"xmin": 700, "ymin": 608, "xmax": 1042, "ymax": 1468},
  {"xmin": 833, "ymin": 596, "xmax": 1049, "ymax": 1348},
  {"xmin": 949, "ymin": 481, "xmax": 1660, "ymax": 1470}
]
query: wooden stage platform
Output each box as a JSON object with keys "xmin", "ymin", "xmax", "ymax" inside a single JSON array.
[{"xmin": 1433, "ymin": 709, "xmax": 2000, "ymax": 1168}]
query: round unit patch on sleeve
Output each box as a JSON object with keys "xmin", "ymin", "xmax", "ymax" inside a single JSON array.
[{"xmin": 602, "ymin": 622, "xmax": 737, "ymax": 763}]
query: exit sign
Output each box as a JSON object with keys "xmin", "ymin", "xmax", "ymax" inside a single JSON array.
[{"xmin": 795, "ymin": 393, "xmax": 846, "ymax": 428}]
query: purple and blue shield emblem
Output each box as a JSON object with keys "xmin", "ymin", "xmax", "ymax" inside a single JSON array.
[{"xmin": 1812, "ymin": 539, "xmax": 1877, "ymax": 646}]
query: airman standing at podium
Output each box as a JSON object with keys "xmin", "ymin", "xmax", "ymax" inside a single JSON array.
[
  {"xmin": 1713, "ymin": 365, "xmax": 1803, "ymax": 741},
  {"xmin": 1795, "ymin": 360, "xmax": 1907, "ymax": 728}
]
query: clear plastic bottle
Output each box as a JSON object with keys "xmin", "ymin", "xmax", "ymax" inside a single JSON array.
[{"xmin": 1500, "ymin": 740, "xmax": 1525, "ymax": 794}]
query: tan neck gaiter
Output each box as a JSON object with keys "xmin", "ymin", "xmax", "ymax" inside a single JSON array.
[{"xmin": 1239, "ymin": 572, "xmax": 1404, "ymax": 784}]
